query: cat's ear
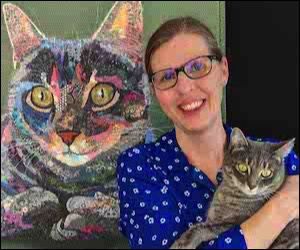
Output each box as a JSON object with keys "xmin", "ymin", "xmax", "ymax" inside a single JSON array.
[
  {"xmin": 230, "ymin": 127, "xmax": 249, "ymax": 150},
  {"xmin": 272, "ymin": 138, "xmax": 295, "ymax": 159},
  {"xmin": 92, "ymin": 1, "xmax": 143, "ymax": 63},
  {"xmin": 2, "ymin": 3, "xmax": 45, "ymax": 69}
]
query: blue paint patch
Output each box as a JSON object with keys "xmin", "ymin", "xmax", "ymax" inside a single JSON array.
[
  {"xmin": 1, "ymin": 181, "xmax": 18, "ymax": 196},
  {"xmin": 41, "ymin": 39, "xmax": 51, "ymax": 49},
  {"xmin": 22, "ymin": 103, "xmax": 52, "ymax": 136},
  {"xmin": 12, "ymin": 107, "xmax": 30, "ymax": 136}
]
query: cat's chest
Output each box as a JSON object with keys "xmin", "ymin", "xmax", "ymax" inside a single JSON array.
[{"xmin": 206, "ymin": 184, "xmax": 265, "ymax": 224}]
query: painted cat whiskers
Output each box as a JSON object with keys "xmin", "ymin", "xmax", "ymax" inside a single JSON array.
[
  {"xmin": 171, "ymin": 128, "xmax": 299, "ymax": 249},
  {"xmin": 1, "ymin": 1, "xmax": 150, "ymax": 240}
]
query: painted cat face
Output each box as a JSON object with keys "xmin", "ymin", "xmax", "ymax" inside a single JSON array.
[
  {"xmin": 223, "ymin": 128, "xmax": 294, "ymax": 196},
  {"xmin": 3, "ymin": 2, "xmax": 150, "ymax": 167}
]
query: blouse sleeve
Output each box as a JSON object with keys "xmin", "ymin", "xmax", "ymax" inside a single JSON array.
[{"xmin": 197, "ymin": 225, "xmax": 247, "ymax": 249}]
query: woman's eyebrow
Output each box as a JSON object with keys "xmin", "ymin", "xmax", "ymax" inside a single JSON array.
[{"xmin": 153, "ymin": 55, "xmax": 205, "ymax": 74}]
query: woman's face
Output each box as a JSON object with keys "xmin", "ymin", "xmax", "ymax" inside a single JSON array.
[{"xmin": 150, "ymin": 33, "xmax": 229, "ymax": 134}]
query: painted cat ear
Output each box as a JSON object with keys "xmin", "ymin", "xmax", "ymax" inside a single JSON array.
[
  {"xmin": 92, "ymin": 1, "xmax": 143, "ymax": 63},
  {"xmin": 230, "ymin": 127, "xmax": 249, "ymax": 148},
  {"xmin": 3, "ymin": 3, "xmax": 45, "ymax": 69},
  {"xmin": 273, "ymin": 138, "xmax": 295, "ymax": 158}
]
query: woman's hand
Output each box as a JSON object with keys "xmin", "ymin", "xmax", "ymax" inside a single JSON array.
[
  {"xmin": 274, "ymin": 175, "xmax": 299, "ymax": 221},
  {"xmin": 241, "ymin": 175, "xmax": 299, "ymax": 249}
]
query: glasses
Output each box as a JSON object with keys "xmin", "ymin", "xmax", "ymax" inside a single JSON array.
[{"xmin": 150, "ymin": 55, "xmax": 222, "ymax": 90}]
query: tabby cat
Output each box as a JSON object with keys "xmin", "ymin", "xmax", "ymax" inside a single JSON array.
[
  {"xmin": 1, "ymin": 1, "xmax": 151, "ymax": 240},
  {"xmin": 171, "ymin": 128, "xmax": 299, "ymax": 249}
]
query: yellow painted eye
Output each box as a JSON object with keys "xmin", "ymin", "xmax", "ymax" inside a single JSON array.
[
  {"xmin": 237, "ymin": 163, "xmax": 248, "ymax": 173},
  {"xmin": 91, "ymin": 83, "xmax": 115, "ymax": 107},
  {"xmin": 31, "ymin": 86, "xmax": 54, "ymax": 109},
  {"xmin": 261, "ymin": 169, "xmax": 272, "ymax": 178}
]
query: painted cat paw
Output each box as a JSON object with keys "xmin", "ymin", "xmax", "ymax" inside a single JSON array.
[
  {"xmin": 50, "ymin": 218, "xmax": 78, "ymax": 241},
  {"xmin": 51, "ymin": 212, "xmax": 114, "ymax": 240},
  {"xmin": 50, "ymin": 193, "xmax": 120, "ymax": 240},
  {"xmin": 1, "ymin": 187, "xmax": 60, "ymax": 238},
  {"xmin": 66, "ymin": 192, "xmax": 120, "ymax": 218}
]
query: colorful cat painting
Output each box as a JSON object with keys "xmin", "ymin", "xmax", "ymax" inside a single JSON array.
[{"xmin": 1, "ymin": 1, "xmax": 151, "ymax": 240}]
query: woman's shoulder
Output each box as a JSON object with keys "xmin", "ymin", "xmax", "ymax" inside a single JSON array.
[
  {"xmin": 117, "ymin": 128, "xmax": 176, "ymax": 160},
  {"xmin": 116, "ymin": 128, "xmax": 178, "ymax": 177}
]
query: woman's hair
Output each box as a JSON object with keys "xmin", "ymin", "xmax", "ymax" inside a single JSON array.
[{"xmin": 145, "ymin": 16, "xmax": 223, "ymax": 76}]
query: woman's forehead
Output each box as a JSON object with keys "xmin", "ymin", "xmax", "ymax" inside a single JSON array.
[{"xmin": 151, "ymin": 33, "xmax": 209, "ymax": 71}]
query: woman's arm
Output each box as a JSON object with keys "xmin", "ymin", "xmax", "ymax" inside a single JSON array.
[{"xmin": 241, "ymin": 175, "xmax": 299, "ymax": 249}]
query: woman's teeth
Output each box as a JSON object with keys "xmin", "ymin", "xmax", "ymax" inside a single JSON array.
[{"xmin": 180, "ymin": 100, "xmax": 204, "ymax": 111}]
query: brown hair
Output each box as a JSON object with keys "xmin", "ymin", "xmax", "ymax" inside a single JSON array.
[{"xmin": 145, "ymin": 16, "xmax": 223, "ymax": 77}]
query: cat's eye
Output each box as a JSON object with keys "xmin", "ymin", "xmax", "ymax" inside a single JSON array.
[
  {"xmin": 30, "ymin": 86, "xmax": 54, "ymax": 109},
  {"xmin": 261, "ymin": 169, "xmax": 273, "ymax": 178},
  {"xmin": 237, "ymin": 163, "xmax": 248, "ymax": 174},
  {"xmin": 91, "ymin": 83, "xmax": 116, "ymax": 107}
]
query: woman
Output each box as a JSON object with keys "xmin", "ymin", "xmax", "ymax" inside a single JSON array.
[{"xmin": 117, "ymin": 17, "xmax": 299, "ymax": 249}]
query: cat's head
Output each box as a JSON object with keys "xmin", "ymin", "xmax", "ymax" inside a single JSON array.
[
  {"xmin": 223, "ymin": 128, "xmax": 295, "ymax": 196},
  {"xmin": 2, "ymin": 2, "xmax": 150, "ymax": 167}
]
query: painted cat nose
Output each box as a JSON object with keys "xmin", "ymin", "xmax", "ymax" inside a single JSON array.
[{"xmin": 58, "ymin": 131, "xmax": 80, "ymax": 146}]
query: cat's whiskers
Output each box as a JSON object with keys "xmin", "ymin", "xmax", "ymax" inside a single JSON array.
[
  {"xmin": 21, "ymin": 152, "xmax": 39, "ymax": 177},
  {"xmin": 259, "ymin": 190, "xmax": 276, "ymax": 201},
  {"xmin": 1, "ymin": 141, "xmax": 39, "ymax": 154},
  {"xmin": 7, "ymin": 151, "xmax": 39, "ymax": 185},
  {"xmin": 12, "ymin": 150, "xmax": 36, "ymax": 170},
  {"xmin": 72, "ymin": 24, "xmax": 80, "ymax": 40},
  {"xmin": 96, "ymin": 1, "xmax": 101, "ymax": 27},
  {"xmin": 27, "ymin": 7, "xmax": 43, "ymax": 31}
]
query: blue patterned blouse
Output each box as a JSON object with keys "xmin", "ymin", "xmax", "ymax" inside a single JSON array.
[{"xmin": 117, "ymin": 125, "xmax": 299, "ymax": 249}]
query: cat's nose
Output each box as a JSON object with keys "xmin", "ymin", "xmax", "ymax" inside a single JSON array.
[
  {"xmin": 248, "ymin": 184, "xmax": 256, "ymax": 190},
  {"xmin": 58, "ymin": 131, "xmax": 80, "ymax": 146}
]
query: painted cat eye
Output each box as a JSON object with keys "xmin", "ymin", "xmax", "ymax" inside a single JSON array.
[
  {"xmin": 31, "ymin": 86, "xmax": 54, "ymax": 109},
  {"xmin": 91, "ymin": 83, "xmax": 116, "ymax": 107},
  {"xmin": 261, "ymin": 169, "xmax": 273, "ymax": 178},
  {"xmin": 237, "ymin": 163, "xmax": 248, "ymax": 174}
]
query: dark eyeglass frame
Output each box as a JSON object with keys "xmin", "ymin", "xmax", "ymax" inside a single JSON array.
[{"xmin": 150, "ymin": 55, "xmax": 222, "ymax": 91}]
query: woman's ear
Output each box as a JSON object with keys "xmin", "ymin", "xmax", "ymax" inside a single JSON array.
[{"xmin": 221, "ymin": 56, "xmax": 229, "ymax": 87}]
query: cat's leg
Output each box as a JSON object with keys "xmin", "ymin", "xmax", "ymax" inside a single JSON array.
[
  {"xmin": 1, "ymin": 187, "xmax": 61, "ymax": 239},
  {"xmin": 51, "ymin": 192, "xmax": 120, "ymax": 240},
  {"xmin": 269, "ymin": 219, "xmax": 299, "ymax": 249},
  {"xmin": 170, "ymin": 223, "xmax": 231, "ymax": 249}
]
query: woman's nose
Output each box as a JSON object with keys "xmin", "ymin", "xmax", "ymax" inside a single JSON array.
[{"xmin": 176, "ymin": 72, "xmax": 194, "ymax": 94}]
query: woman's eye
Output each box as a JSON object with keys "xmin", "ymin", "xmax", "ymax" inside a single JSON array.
[
  {"xmin": 163, "ymin": 72, "xmax": 175, "ymax": 81},
  {"xmin": 91, "ymin": 83, "xmax": 115, "ymax": 107},
  {"xmin": 192, "ymin": 63, "xmax": 203, "ymax": 72},
  {"xmin": 31, "ymin": 86, "xmax": 54, "ymax": 109},
  {"xmin": 261, "ymin": 169, "xmax": 273, "ymax": 178}
]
